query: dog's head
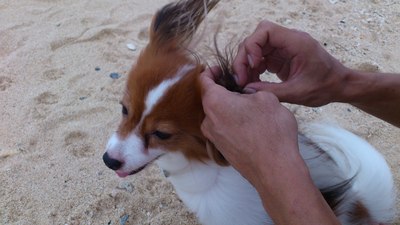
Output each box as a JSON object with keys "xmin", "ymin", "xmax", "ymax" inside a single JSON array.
[{"xmin": 103, "ymin": 0, "xmax": 230, "ymax": 177}]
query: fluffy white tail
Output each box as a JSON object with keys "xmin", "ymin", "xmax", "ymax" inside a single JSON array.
[{"xmin": 301, "ymin": 123, "xmax": 396, "ymax": 224}]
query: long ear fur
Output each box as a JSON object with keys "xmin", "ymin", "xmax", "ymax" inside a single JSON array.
[
  {"xmin": 213, "ymin": 34, "xmax": 243, "ymax": 93},
  {"xmin": 204, "ymin": 40, "xmax": 242, "ymax": 166},
  {"xmin": 150, "ymin": 0, "xmax": 219, "ymax": 50}
]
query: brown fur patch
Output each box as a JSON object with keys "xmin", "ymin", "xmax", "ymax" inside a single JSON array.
[
  {"xmin": 116, "ymin": 0, "xmax": 229, "ymax": 165},
  {"xmin": 349, "ymin": 201, "xmax": 372, "ymax": 225}
]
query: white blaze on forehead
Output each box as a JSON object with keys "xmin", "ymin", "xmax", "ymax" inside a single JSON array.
[
  {"xmin": 142, "ymin": 64, "xmax": 195, "ymax": 117},
  {"xmin": 105, "ymin": 64, "xmax": 196, "ymax": 173}
]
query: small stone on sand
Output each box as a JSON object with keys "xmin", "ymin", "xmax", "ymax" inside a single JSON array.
[
  {"xmin": 120, "ymin": 215, "xmax": 129, "ymax": 225},
  {"xmin": 126, "ymin": 43, "xmax": 137, "ymax": 51},
  {"xmin": 110, "ymin": 73, "xmax": 121, "ymax": 79}
]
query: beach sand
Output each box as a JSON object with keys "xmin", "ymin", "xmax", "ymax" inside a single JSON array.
[{"xmin": 1, "ymin": 0, "xmax": 399, "ymax": 224}]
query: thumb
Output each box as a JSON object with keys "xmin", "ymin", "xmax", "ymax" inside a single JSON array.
[
  {"xmin": 200, "ymin": 66, "xmax": 222, "ymax": 95},
  {"xmin": 243, "ymin": 81, "xmax": 295, "ymax": 103}
]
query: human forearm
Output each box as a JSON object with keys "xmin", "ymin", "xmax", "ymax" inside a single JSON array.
[
  {"xmin": 253, "ymin": 150, "xmax": 340, "ymax": 225},
  {"xmin": 339, "ymin": 69, "xmax": 400, "ymax": 127}
]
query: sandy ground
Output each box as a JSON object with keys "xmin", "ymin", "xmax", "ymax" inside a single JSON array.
[{"xmin": 1, "ymin": 0, "xmax": 399, "ymax": 224}]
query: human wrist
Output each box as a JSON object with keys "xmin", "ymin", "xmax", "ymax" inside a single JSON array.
[
  {"xmin": 337, "ymin": 69, "xmax": 400, "ymax": 127},
  {"xmin": 338, "ymin": 69, "xmax": 384, "ymax": 105},
  {"xmin": 252, "ymin": 143, "xmax": 309, "ymax": 196}
]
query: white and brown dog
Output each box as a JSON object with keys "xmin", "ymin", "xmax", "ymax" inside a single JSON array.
[{"xmin": 103, "ymin": 0, "xmax": 396, "ymax": 224}]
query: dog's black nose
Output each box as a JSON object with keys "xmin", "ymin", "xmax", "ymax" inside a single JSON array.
[{"xmin": 103, "ymin": 152, "xmax": 123, "ymax": 170}]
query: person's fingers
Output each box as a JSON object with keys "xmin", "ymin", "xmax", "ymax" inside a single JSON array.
[
  {"xmin": 232, "ymin": 22, "xmax": 272, "ymax": 85},
  {"xmin": 263, "ymin": 52, "xmax": 287, "ymax": 74},
  {"xmin": 243, "ymin": 81, "xmax": 295, "ymax": 103},
  {"xmin": 200, "ymin": 116, "xmax": 215, "ymax": 141},
  {"xmin": 243, "ymin": 21, "xmax": 293, "ymax": 66},
  {"xmin": 243, "ymin": 33, "xmax": 268, "ymax": 70},
  {"xmin": 201, "ymin": 65, "xmax": 222, "ymax": 81},
  {"xmin": 200, "ymin": 66, "xmax": 234, "ymax": 122},
  {"xmin": 233, "ymin": 21, "xmax": 277, "ymax": 87},
  {"xmin": 233, "ymin": 20, "xmax": 302, "ymax": 87},
  {"xmin": 232, "ymin": 42, "xmax": 250, "ymax": 86},
  {"xmin": 200, "ymin": 117, "xmax": 210, "ymax": 137},
  {"xmin": 200, "ymin": 66, "xmax": 223, "ymax": 94}
]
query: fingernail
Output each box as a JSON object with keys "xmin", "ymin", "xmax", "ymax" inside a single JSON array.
[
  {"xmin": 247, "ymin": 54, "xmax": 254, "ymax": 68},
  {"xmin": 243, "ymin": 88, "xmax": 256, "ymax": 94}
]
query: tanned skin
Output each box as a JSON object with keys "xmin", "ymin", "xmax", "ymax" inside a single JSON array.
[{"xmin": 201, "ymin": 20, "xmax": 399, "ymax": 225}]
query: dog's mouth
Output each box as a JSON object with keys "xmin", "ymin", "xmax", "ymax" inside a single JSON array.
[
  {"xmin": 129, "ymin": 165, "xmax": 147, "ymax": 175},
  {"xmin": 115, "ymin": 154, "xmax": 164, "ymax": 178},
  {"xmin": 116, "ymin": 164, "xmax": 147, "ymax": 178}
]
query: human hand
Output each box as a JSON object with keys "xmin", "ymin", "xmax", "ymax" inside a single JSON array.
[
  {"xmin": 200, "ymin": 67, "xmax": 340, "ymax": 225},
  {"xmin": 233, "ymin": 20, "xmax": 350, "ymax": 107},
  {"xmin": 200, "ymin": 66, "xmax": 301, "ymax": 186}
]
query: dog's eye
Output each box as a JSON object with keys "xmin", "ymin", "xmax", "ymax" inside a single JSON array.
[
  {"xmin": 152, "ymin": 130, "xmax": 172, "ymax": 140},
  {"xmin": 122, "ymin": 105, "xmax": 128, "ymax": 116}
]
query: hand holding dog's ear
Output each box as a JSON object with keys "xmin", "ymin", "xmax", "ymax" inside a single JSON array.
[
  {"xmin": 200, "ymin": 67, "xmax": 301, "ymax": 186},
  {"xmin": 200, "ymin": 67, "xmax": 343, "ymax": 225},
  {"xmin": 233, "ymin": 20, "xmax": 349, "ymax": 107}
]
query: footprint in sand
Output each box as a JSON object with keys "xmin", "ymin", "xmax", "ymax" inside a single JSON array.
[
  {"xmin": 64, "ymin": 131, "xmax": 95, "ymax": 157},
  {"xmin": 34, "ymin": 92, "xmax": 59, "ymax": 105},
  {"xmin": 0, "ymin": 76, "xmax": 12, "ymax": 91},
  {"xmin": 50, "ymin": 37, "xmax": 77, "ymax": 51},
  {"xmin": 42, "ymin": 69, "xmax": 65, "ymax": 81}
]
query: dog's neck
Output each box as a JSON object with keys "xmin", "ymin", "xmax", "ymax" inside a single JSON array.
[
  {"xmin": 156, "ymin": 152, "xmax": 191, "ymax": 176},
  {"xmin": 156, "ymin": 152, "xmax": 222, "ymax": 193}
]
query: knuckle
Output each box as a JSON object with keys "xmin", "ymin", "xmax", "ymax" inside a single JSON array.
[
  {"xmin": 258, "ymin": 20, "xmax": 272, "ymax": 29},
  {"xmin": 296, "ymin": 31, "xmax": 319, "ymax": 46}
]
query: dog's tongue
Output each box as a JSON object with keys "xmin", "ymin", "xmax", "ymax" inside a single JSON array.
[{"xmin": 116, "ymin": 171, "xmax": 129, "ymax": 178}]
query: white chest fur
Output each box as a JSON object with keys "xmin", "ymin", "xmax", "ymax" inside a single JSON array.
[
  {"xmin": 156, "ymin": 152, "xmax": 272, "ymax": 225},
  {"xmin": 154, "ymin": 123, "xmax": 396, "ymax": 225}
]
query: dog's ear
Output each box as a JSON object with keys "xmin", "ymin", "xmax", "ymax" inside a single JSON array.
[
  {"xmin": 206, "ymin": 140, "xmax": 229, "ymax": 166},
  {"xmin": 149, "ymin": 0, "xmax": 219, "ymax": 51}
]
